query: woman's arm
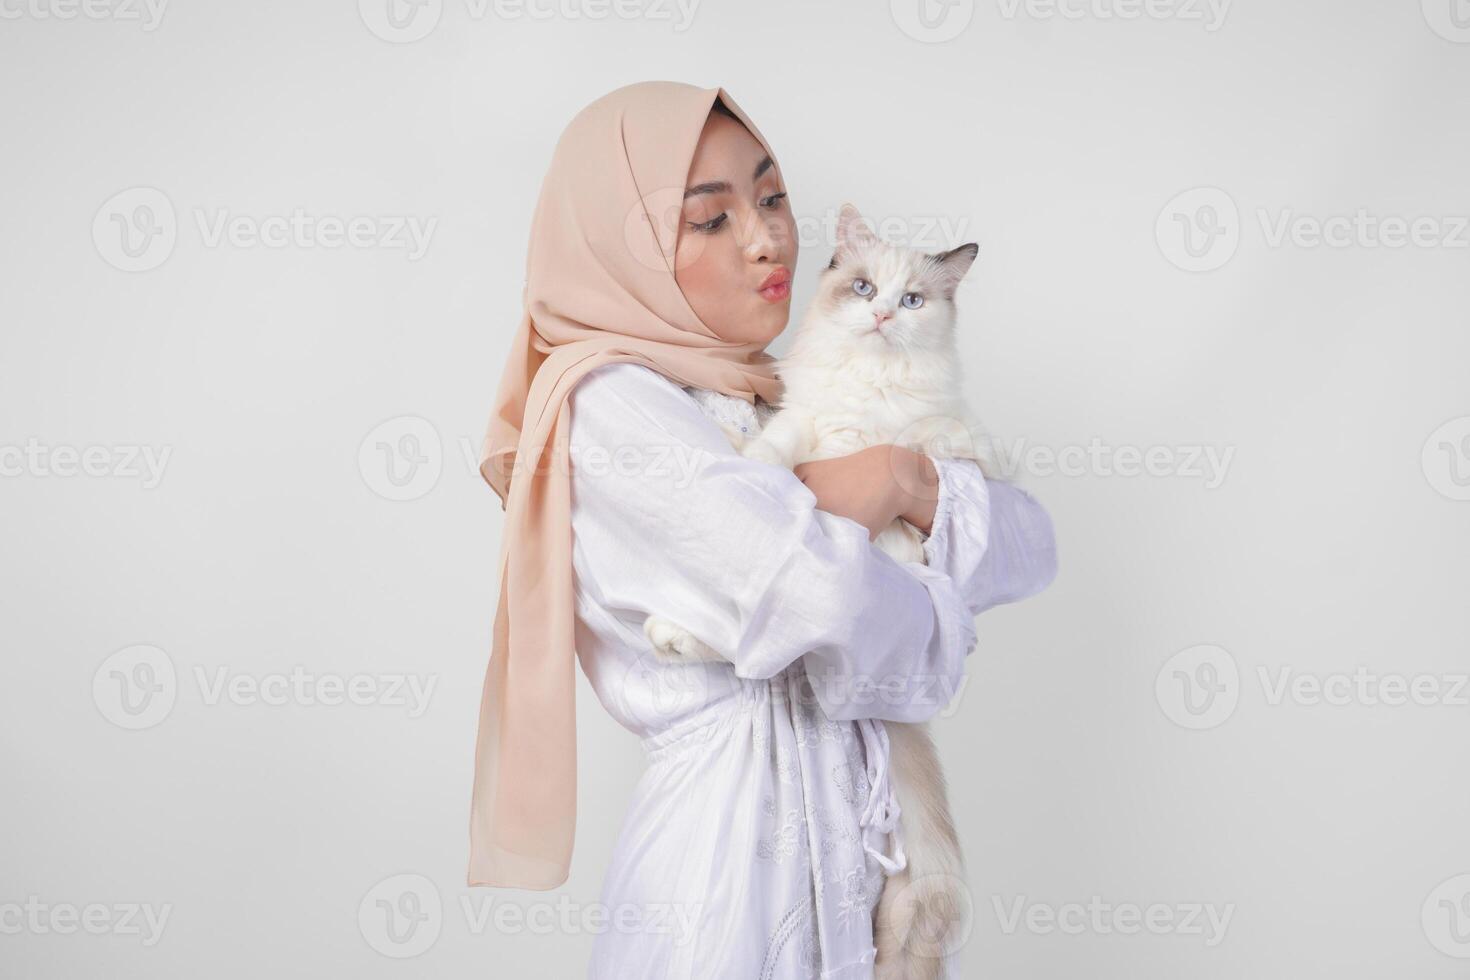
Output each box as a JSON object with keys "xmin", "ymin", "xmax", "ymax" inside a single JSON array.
[
  {"xmin": 789, "ymin": 447, "xmax": 1060, "ymax": 614},
  {"xmin": 567, "ymin": 362, "xmax": 975, "ymax": 724},
  {"xmin": 790, "ymin": 444, "xmax": 939, "ymax": 538},
  {"xmin": 922, "ymin": 457, "xmax": 1059, "ymax": 615},
  {"xmin": 791, "ymin": 453, "xmax": 1058, "ymax": 722}
]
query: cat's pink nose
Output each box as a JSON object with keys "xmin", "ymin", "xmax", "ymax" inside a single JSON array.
[{"xmin": 873, "ymin": 311, "xmax": 893, "ymax": 328}]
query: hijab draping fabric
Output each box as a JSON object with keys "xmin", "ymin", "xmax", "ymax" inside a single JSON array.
[{"xmin": 470, "ymin": 81, "xmax": 785, "ymax": 888}]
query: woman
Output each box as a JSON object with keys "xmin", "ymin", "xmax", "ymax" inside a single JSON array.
[{"xmin": 470, "ymin": 81, "xmax": 1057, "ymax": 979}]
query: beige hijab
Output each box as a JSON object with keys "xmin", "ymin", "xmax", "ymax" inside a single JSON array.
[{"xmin": 470, "ymin": 81, "xmax": 785, "ymax": 888}]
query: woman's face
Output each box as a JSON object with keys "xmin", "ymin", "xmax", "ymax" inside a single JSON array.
[{"xmin": 674, "ymin": 112, "xmax": 798, "ymax": 345}]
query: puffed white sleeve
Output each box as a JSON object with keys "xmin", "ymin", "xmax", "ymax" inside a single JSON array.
[
  {"xmin": 566, "ymin": 363, "xmax": 975, "ymax": 723},
  {"xmin": 921, "ymin": 456, "xmax": 1059, "ymax": 616}
]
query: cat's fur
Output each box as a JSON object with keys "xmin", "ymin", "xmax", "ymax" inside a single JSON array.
[{"xmin": 644, "ymin": 204, "xmax": 998, "ymax": 979}]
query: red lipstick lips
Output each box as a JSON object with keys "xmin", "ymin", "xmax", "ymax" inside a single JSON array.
[{"xmin": 758, "ymin": 267, "xmax": 792, "ymax": 303}]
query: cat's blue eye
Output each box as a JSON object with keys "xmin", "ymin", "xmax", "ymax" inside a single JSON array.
[
  {"xmin": 761, "ymin": 192, "xmax": 788, "ymax": 210},
  {"xmin": 852, "ymin": 279, "xmax": 874, "ymax": 298},
  {"xmin": 689, "ymin": 213, "xmax": 728, "ymax": 234},
  {"xmin": 902, "ymin": 292, "xmax": 924, "ymax": 310}
]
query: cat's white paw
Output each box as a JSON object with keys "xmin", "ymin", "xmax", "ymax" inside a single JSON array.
[
  {"xmin": 874, "ymin": 518, "xmax": 928, "ymax": 565},
  {"xmin": 643, "ymin": 616, "xmax": 725, "ymax": 664},
  {"xmin": 740, "ymin": 438, "xmax": 788, "ymax": 469}
]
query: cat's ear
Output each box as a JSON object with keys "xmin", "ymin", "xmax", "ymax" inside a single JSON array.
[
  {"xmin": 830, "ymin": 203, "xmax": 877, "ymax": 268},
  {"xmin": 931, "ymin": 242, "xmax": 979, "ymax": 296}
]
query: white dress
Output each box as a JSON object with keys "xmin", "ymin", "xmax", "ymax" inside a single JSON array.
[{"xmin": 567, "ymin": 362, "xmax": 1058, "ymax": 980}]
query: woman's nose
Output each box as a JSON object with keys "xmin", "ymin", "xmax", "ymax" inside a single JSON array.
[{"xmin": 742, "ymin": 212, "xmax": 785, "ymax": 264}]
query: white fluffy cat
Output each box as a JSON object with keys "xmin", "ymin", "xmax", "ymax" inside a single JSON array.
[{"xmin": 646, "ymin": 203, "xmax": 999, "ymax": 979}]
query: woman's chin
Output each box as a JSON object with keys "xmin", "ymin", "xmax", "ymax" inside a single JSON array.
[
  {"xmin": 716, "ymin": 308, "xmax": 789, "ymax": 346},
  {"xmin": 761, "ymin": 302, "xmax": 794, "ymax": 337}
]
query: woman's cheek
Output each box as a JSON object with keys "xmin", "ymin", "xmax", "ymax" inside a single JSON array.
[
  {"xmin": 674, "ymin": 237, "xmax": 712, "ymax": 292},
  {"xmin": 673, "ymin": 242, "xmax": 724, "ymax": 324}
]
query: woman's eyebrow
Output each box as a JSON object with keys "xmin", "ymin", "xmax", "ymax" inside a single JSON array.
[
  {"xmin": 683, "ymin": 157, "xmax": 776, "ymax": 199},
  {"xmin": 684, "ymin": 180, "xmax": 731, "ymax": 199}
]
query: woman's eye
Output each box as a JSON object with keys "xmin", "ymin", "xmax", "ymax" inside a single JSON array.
[
  {"xmin": 689, "ymin": 213, "xmax": 728, "ymax": 234},
  {"xmin": 902, "ymin": 292, "xmax": 924, "ymax": 309},
  {"xmin": 760, "ymin": 191, "xmax": 788, "ymax": 210},
  {"xmin": 852, "ymin": 279, "xmax": 874, "ymax": 297}
]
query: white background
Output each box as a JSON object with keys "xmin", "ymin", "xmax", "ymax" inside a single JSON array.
[{"xmin": 2, "ymin": 0, "xmax": 1468, "ymax": 977}]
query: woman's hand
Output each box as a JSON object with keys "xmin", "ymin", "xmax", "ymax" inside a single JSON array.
[{"xmin": 793, "ymin": 445, "xmax": 940, "ymax": 540}]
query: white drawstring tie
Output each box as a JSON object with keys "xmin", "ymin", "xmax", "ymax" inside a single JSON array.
[{"xmin": 856, "ymin": 718, "xmax": 906, "ymax": 875}]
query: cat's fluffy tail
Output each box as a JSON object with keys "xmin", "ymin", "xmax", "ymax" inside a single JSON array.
[{"xmin": 873, "ymin": 722, "xmax": 968, "ymax": 980}]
